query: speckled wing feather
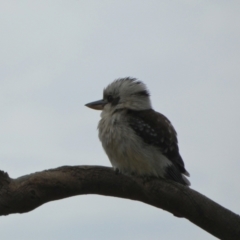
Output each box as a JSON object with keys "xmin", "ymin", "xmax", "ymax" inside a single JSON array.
[{"xmin": 127, "ymin": 109, "xmax": 188, "ymax": 176}]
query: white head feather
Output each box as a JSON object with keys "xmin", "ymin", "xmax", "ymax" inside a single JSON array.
[{"xmin": 103, "ymin": 77, "xmax": 152, "ymax": 114}]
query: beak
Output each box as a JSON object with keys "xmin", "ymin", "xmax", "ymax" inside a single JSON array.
[{"xmin": 85, "ymin": 99, "xmax": 107, "ymax": 110}]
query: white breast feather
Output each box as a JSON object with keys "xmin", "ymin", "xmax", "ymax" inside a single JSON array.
[{"xmin": 98, "ymin": 111, "xmax": 172, "ymax": 177}]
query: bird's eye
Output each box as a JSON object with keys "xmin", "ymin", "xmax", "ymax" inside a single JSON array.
[{"xmin": 107, "ymin": 95, "xmax": 113, "ymax": 102}]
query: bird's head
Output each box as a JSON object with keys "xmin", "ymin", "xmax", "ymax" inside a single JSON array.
[{"xmin": 85, "ymin": 77, "xmax": 152, "ymax": 114}]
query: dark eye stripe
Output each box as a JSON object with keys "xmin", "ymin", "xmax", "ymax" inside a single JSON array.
[
  {"xmin": 135, "ymin": 90, "xmax": 150, "ymax": 97},
  {"xmin": 106, "ymin": 95, "xmax": 120, "ymax": 106},
  {"xmin": 112, "ymin": 97, "xmax": 120, "ymax": 106},
  {"xmin": 107, "ymin": 95, "xmax": 113, "ymax": 102}
]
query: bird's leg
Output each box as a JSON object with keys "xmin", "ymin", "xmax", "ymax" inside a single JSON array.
[{"xmin": 140, "ymin": 175, "xmax": 160, "ymax": 185}]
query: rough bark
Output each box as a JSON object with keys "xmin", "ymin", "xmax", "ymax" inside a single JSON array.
[{"xmin": 0, "ymin": 166, "xmax": 239, "ymax": 239}]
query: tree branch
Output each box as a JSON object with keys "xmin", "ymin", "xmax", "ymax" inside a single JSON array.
[{"xmin": 0, "ymin": 166, "xmax": 239, "ymax": 239}]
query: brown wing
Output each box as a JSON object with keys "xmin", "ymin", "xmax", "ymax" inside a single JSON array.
[{"xmin": 127, "ymin": 109, "xmax": 187, "ymax": 175}]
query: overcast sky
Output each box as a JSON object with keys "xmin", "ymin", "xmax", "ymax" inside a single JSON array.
[{"xmin": 1, "ymin": 1, "xmax": 240, "ymax": 240}]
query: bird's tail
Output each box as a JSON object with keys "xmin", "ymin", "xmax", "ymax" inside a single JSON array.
[{"xmin": 164, "ymin": 165, "xmax": 191, "ymax": 186}]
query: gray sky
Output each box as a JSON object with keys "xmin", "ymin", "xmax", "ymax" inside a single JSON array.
[{"xmin": 1, "ymin": 1, "xmax": 240, "ymax": 239}]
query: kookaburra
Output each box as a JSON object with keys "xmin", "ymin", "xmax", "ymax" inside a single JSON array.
[{"xmin": 85, "ymin": 77, "xmax": 190, "ymax": 186}]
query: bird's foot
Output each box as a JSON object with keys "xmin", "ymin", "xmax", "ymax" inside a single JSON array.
[{"xmin": 114, "ymin": 168, "xmax": 120, "ymax": 175}]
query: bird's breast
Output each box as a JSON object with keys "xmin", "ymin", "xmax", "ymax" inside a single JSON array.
[
  {"xmin": 97, "ymin": 113, "xmax": 170, "ymax": 177},
  {"xmin": 98, "ymin": 113, "xmax": 126, "ymax": 146}
]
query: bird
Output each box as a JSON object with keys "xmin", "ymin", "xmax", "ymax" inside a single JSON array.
[{"xmin": 85, "ymin": 77, "xmax": 190, "ymax": 186}]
